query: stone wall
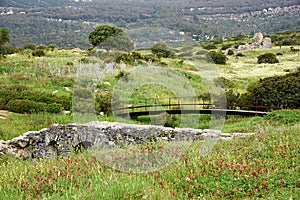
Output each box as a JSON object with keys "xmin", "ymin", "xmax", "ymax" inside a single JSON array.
[{"xmin": 0, "ymin": 122, "xmax": 255, "ymax": 159}]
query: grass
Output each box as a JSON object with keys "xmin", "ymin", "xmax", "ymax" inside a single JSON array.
[
  {"xmin": 0, "ymin": 42, "xmax": 299, "ymax": 199},
  {"xmin": 0, "ymin": 118, "xmax": 299, "ymax": 199}
]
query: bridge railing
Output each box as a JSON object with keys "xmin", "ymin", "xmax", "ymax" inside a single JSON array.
[{"xmin": 112, "ymin": 97, "xmax": 281, "ymax": 115}]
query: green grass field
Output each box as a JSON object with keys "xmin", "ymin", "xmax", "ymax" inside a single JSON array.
[
  {"xmin": 0, "ymin": 115, "xmax": 299, "ymax": 199},
  {"xmin": 0, "ymin": 40, "xmax": 299, "ymax": 199}
]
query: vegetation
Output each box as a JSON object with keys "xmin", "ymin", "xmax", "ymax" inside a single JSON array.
[
  {"xmin": 150, "ymin": 42, "xmax": 175, "ymax": 59},
  {"xmin": 208, "ymin": 51, "xmax": 227, "ymax": 64},
  {"xmin": 257, "ymin": 53, "xmax": 279, "ymax": 64},
  {"xmin": 0, "ymin": 27, "xmax": 299, "ymax": 199},
  {"xmin": 241, "ymin": 71, "xmax": 300, "ymax": 109},
  {"xmin": 1, "ymin": 1, "xmax": 300, "ymax": 48},
  {"xmin": 88, "ymin": 25, "xmax": 134, "ymax": 52},
  {"xmin": 0, "ymin": 27, "xmax": 10, "ymax": 58},
  {"xmin": 32, "ymin": 49, "xmax": 46, "ymax": 57},
  {"xmin": 0, "ymin": 112, "xmax": 299, "ymax": 199}
]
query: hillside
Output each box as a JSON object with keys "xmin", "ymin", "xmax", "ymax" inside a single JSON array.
[{"xmin": 0, "ymin": 0, "xmax": 299, "ymax": 48}]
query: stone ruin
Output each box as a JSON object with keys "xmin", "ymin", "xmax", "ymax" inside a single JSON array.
[
  {"xmin": 238, "ymin": 32, "xmax": 272, "ymax": 51},
  {"xmin": 0, "ymin": 122, "xmax": 256, "ymax": 159}
]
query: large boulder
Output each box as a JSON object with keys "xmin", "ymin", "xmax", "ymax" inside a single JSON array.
[
  {"xmin": 252, "ymin": 32, "xmax": 264, "ymax": 47},
  {"xmin": 262, "ymin": 37, "xmax": 272, "ymax": 48}
]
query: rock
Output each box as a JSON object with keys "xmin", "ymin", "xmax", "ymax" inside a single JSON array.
[
  {"xmin": 0, "ymin": 122, "xmax": 258, "ymax": 159},
  {"xmin": 262, "ymin": 37, "xmax": 272, "ymax": 48},
  {"xmin": 252, "ymin": 32, "xmax": 264, "ymax": 46}
]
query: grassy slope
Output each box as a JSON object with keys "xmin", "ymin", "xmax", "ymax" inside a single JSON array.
[
  {"xmin": 0, "ymin": 116, "xmax": 299, "ymax": 199},
  {"xmin": 0, "ymin": 43, "xmax": 299, "ymax": 199}
]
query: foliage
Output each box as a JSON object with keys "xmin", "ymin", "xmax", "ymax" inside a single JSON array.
[
  {"xmin": 0, "ymin": 85, "xmax": 72, "ymax": 113},
  {"xmin": 95, "ymin": 91, "xmax": 113, "ymax": 115},
  {"xmin": 240, "ymin": 72, "xmax": 300, "ymax": 109},
  {"xmin": 88, "ymin": 25, "xmax": 134, "ymax": 52},
  {"xmin": 221, "ymin": 43, "xmax": 232, "ymax": 50},
  {"xmin": 115, "ymin": 52, "xmax": 143, "ymax": 65},
  {"xmin": 257, "ymin": 53, "xmax": 279, "ymax": 64},
  {"xmin": 32, "ymin": 49, "xmax": 46, "ymax": 57},
  {"xmin": 47, "ymin": 44, "xmax": 58, "ymax": 51},
  {"xmin": 203, "ymin": 44, "xmax": 217, "ymax": 50},
  {"xmin": 0, "ymin": 28, "xmax": 10, "ymax": 46},
  {"xmin": 236, "ymin": 52, "xmax": 245, "ymax": 57},
  {"xmin": 0, "ymin": 120, "xmax": 299, "ymax": 199},
  {"xmin": 150, "ymin": 42, "xmax": 175, "ymax": 59},
  {"xmin": 23, "ymin": 43, "xmax": 36, "ymax": 50},
  {"xmin": 0, "ymin": 46, "xmax": 19, "ymax": 58},
  {"xmin": 208, "ymin": 51, "xmax": 227, "ymax": 64},
  {"xmin": 227, "ymin": 49, "xmax": 234, "ymax": 55},
  {"xmin": 0, "ymin": 28, "xmax": 10, "ymax": 58}
]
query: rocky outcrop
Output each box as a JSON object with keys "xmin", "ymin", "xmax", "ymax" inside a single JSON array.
[
  {"xmin": 0, "ymin": 122, "xmax": 255, "ymax": 159},
  {"xmin": 238, "ymin": 32, "xmax": 272, "ymax": 51},
  {"xmin": 262, "ymin": 37, "xmax": 272, "ymax": 48}
]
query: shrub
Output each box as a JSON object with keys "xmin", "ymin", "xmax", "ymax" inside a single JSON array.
[
  {"xmin": 221, "ymin": 44, "xmax": 232, "ymax": 50},
  {"xmin": 257, "ymin": 53, "xmax": 279, "ymax": 64},
  {"xmin": 32, "ymin": 49, "xmax": 46, "ymax": 57},
  {"xmin": 150, "ymin": 42, "xmax": 175, "ymax": 58},
  {"xmin": 116, "ymin": 53, "xmax": 135, "ymax": 65},
  {"xmin": 36, "ymin": 45, "xmax": 46, "ymax": 50},
  {"xmin": 227, "ymin": 49, "xmax": 234, "ymax": 55},
  {"xmin": 6, "ymin": 100, "xmax": 46, "ymax": 113},
  {"xmin": 240, "ymin": 72, "xmax": 300, "ymax": 109},
  {"xmin": 236, "ymin": 52, "xmax": 245, "ymax": 57},
  {"xmin": 203, "ymin": 44, "xmax": 217, "ymax": 50},
  {"xmin": 95, "ymin": 91, "xmax": 113, "ymax": 115},
  {"xmin": 46, "ymin": 103, "xmax": 63, "ymax": 113},
  {"xmin": 207, "ymin": 51, "xmax": 227, "ymax": 65},
  {"xmin": 23, "ymin": 43, "xmax": 36, "ymax": 50},
  {"xmin": 48, "ymin": 44, "xmax": 58, "ymax": 51},
  {"xmin": 0, "ymin": 98, "xmax": 6, "ymax": 109},
  {"xmin": 0, "ymin": 46, "xmax": 19, "ymax": 58}
]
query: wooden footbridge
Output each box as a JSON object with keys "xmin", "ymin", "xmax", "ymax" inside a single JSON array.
[{"xmin": 112, "ymin": 97, "xmax": 280, "ymax": 119}]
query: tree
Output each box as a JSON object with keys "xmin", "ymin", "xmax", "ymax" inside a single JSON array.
[
  {"xmin": 0, "ymin": 28, "xmax": 10, "ymax": 58},
  {"xmin": 0, "ymin": 28, "xmax": 9, "ymax": 46},
  {"xmin": 88, "ymin": 25, "xmax": 134, "ymax": 52}
]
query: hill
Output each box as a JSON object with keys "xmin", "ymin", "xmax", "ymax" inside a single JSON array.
[{"xmin": 0, "ymin": 0, "xmax": 299, "ymax": 48}]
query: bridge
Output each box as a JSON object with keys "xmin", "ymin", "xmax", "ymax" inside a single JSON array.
[{"xmin": 112, "ymin": 97, "xmax": 280, "ymax": 119}]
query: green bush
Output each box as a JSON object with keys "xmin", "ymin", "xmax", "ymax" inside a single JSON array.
[
  {"xmin": 203, "ymin": 44, "xmax": 217, "ymax": 50},
  {"xmin": 257, "ymin": 53, "xmax": 279, "ymax": 64},
  {"xmin": 46, "ymin": 103, "xmax": 63, "ymax": 113},
  {"xmin": 48, "ymin": 44, "xmax": 58, "ymax": 51},
  {"xmin": 207, "ymin": 51, "xmax": 227, "ymax": 65},
  {"xmin": 23, "ymin": 43, "xmax": 36, "ymax": 50},
  {"xmin": 0, "ymin": 98, "xmax": 6, "ymax": 109},
  {"xmin": 6, "ymin": 100, "xmax": 46, "ymax": 113},
  {"xmin": 240, "ymin": 72, "xmax": 300, "ymax": 109},
  {"xmin": 150, "ymin": 42, "xmax": 175, "ymax": 58},
  {"xmin": 32, "ymin": 49, "xmax": 46, "ymax": 57},
  {"xmin": 221, "ymin": 44, "xmax": 232, "ymax": 50},
  {"xmin": 236, "ymin": 52, "xmax": 245, "ymax": 57},
  {"xmin": 0, "ymin": 85, "xmax": 72, "ymax": 111},
  {"xmin": 227, "ymin": 49, "xmax": 234, "ymax": 55}
]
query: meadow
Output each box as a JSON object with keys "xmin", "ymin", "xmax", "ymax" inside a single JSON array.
[
  {"xmin": 0, "ymin": 111, "xmax": 299, "ymax": 199},
  {"xmin": 0, "ymin": 40, "xmax": 299, "ymax": 199}
]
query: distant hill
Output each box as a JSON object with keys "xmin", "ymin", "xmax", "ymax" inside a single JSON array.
[{"xmin": 0, "ymin": 0, "xmax": 299, "ymax": 48}]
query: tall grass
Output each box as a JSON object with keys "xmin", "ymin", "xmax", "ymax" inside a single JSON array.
[{"xmin": 0, "ymin": 121, "xmax": 299, "ymax": 199}]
